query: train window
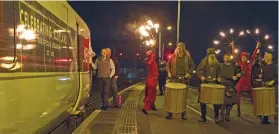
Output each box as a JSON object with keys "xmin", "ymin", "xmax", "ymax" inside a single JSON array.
[
  {"xmin": 16, "ymin": 1, "xmax": 70, "ymax": 72},
  {"xmin": 0, "ymin": 1, "xmax": 16, "ymax": 72}
]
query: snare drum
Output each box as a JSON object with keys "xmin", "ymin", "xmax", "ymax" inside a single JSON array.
[
  {"xmin": 164, "ymin": 83, "xmax": 187, "ymax": 113},
  {"xmin": 199, "ymin": 84, "xmax": 225, "ymax": 104},
  {"xmin": 253, "ymin": 87, "xmax": 276, "ymax": 116}
]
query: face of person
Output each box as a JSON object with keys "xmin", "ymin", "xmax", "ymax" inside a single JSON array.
[
  {"xmin": 101, "ymin": 49, "xmax": 107, "ymax": 57},
  {"xmin": 209, "ymin": 54, "xmax": 216, "ymax": 60},
  {"xmin": 177, "ymin": 45, "xmax": 183, "ymax": 53},
  {"xmin": 241, "ymin": 55, "xmax": 248, "ymax": 62},
  {"xmin": 264, "ymin": 53, "xmax": 273, "ymax": 63},
  {"xmin": 106, "ymin": 49, "xmax": 111, "ymax": 58},
  {"xmin": 146, "ymin": 50, "xmax": 152, "ymax": 57},
  {"xmin": 208, "ymin": 54, "xmax": 218, "ymax": 65},
  {"xmin": 223, "ymin": 55, "xmax": 230, "ymax": 63}
]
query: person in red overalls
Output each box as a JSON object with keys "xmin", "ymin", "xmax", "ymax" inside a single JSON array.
[
  {"xmin": 231, "ymin": 42, "xmax": 261, "ymax": 117},
  {"xmin": 142, "ymin": 48, "xmax": 159, "ymax": 115}
]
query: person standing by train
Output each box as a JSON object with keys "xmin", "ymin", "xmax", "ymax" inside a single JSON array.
[
  {"xmin": 231, "ymin": 42, "xmax": 261, "ymax": 117},
  {"xmin": 166, "ymin": 42, "xmax": 195, "ymax": 120},
  {"xmin": 196, "ymin": 48, "xmax": 222, "ymax": 123},
  {"xmin": 258, "ymin": 52, "xmax": 278, "ymax": 124},
  {"xmin": 90, "ymin": 48, "xmax": 115, "ymax": 110},
  {"xmin": 219, "ymin": 53, "xmax": 238, "ymax": 122},
  {"xmin": 106, "ymin": 48, "xmax": 121, "ymax": 108},
  {"xmin": 142, "ymin": 48, "xmax": 159, "ymax": 115}
]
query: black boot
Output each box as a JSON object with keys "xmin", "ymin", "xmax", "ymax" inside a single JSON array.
[
  {"xmin": 142, "ymin": 109, "xmax": 148, "ymax": 115},
  {"xmin": 151, "ymin": 104, "xmax": 158, "ymax": 111},
  {"xmin": 199, "ymin": 103, "xmax": 207, "ymax": 123},
  {"xmin": 214, "ymin": 105, "xmax": 221, "ymax": 124},
  {"xmin": 166, "ymin": 112, "xmax": 172, "ymax": 119},
  {"xmin": 237, "ymin": 108, "xmax": 241, "ymax": 117},
  {"xmin": 181, "ymin": 112, "xmax": 187, "ymax": 120},
  {"xmin": 101, "ymin": 105, "xmax": 108, "ymax": 110}
]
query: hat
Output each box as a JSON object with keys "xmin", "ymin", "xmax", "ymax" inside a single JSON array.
[
  {"xmin": 207, "ymin": 48, "xmax": 216, "ymax": 55},
  {"xmin": 266, "ymin": 48, "xmax": 274, "ymax": 54},
  {"xmin": 240, "ymin": 52, "xmax": 250, "ymax": 58},
  {"xmin": 177, "ymin": 42, "xmax": 186, "ymax": 47},
  {"xmin": 224, "ymin": 53, "xmax": 231, "ymax": 56},
  {"xmin": 145, "ymin": 47, "xmax": 154, "ymax": 52}
]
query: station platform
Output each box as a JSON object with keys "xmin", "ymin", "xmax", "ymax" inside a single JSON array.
[{"xmin": 73, "ymin": 83, "xmax": 278, "ymax": 134}]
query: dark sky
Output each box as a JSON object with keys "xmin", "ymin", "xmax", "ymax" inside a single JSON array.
[{"xmin": 69, "ymin": 1, "xmax": 278, "ymax": 63}]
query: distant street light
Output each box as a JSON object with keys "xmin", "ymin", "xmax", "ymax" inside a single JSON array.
[
  {"xmin": 268, "ymin": 45, "xmax": 273, "ymax": 49},
  {"xmin": 167, "ymin": 26, "xmax": 172, "ymax": 31}
]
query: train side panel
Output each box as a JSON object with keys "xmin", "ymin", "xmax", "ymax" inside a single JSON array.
[{"xmin": 0, "ymin": 1, "xmax": 91, "ymax": 133}]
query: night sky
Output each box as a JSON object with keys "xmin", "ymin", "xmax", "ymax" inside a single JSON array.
[{"xmin": 69, "ymin": 1, "xmax": 278, "ymax": 63}]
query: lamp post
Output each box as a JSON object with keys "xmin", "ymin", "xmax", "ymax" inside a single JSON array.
[{"xmin": 177, "ymin": 0, "xmax": 181, "ymax": 44}]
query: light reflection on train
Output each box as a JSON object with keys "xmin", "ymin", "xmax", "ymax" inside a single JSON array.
[{"xmin": 0, "ymin": 1, "xmax": 93, "ymax": 134}]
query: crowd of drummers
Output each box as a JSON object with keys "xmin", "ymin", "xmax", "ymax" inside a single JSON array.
[{"xmin": 142, "ymin": 42, "xmax": 278, "ymax": 125}]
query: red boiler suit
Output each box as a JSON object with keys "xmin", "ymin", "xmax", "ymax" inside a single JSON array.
[
  {"xmin": 233, "ymin": 48, "xmax": 258, "ymax": 93},
  {"xmin": 144, "ymin": 53, "xmax": 159, "ymax": 111}
]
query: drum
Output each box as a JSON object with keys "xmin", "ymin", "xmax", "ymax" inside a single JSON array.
[
  {"xmin": 199, "ymin": 84, "xmax": 225, "ymax": 104},
  {"xmin": 164, "ymin": 83, "xmax": 187, "ymax": 113},
  {"xmin": 252, "ymin": 87, "xmax": 276, "ymax": 116}
]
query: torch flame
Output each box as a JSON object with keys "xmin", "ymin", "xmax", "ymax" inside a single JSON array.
[
  {"xmin": 213, "ymin": 40, "xmax": 219, "ymax": 45},
  {"xmin": 234, "ymin": 49, "xmax": 239, "ymax": 53},
  {"xmin": 255, "ymin": 28, "xmax": 259, "ymax": 34},
  {"xmin": 239, "ymin": 31, "xmax": 244, "ymax": 36},
  {"xmin": 230, "ymin": 29, "xmax": 234, "ymax": 34},
  {"xmin": 246, "ymin": 30, "xmax": 251, "ymax": 34},
  {"xmin": 264, "ymin": 35, "xmax": 270, "ymax": 40},
  {"xmin": 220, "ymin": 32, "xmax": 226, "ymax": 37}
]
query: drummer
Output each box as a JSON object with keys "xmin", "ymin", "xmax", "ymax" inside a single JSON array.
[
  {"xmin": 220, "ymin": 53, "xmax": 238, "ymax": 122},
  {"xmin": 196, "ymin": 48, "xmax": 222, "ymax": 123},
  {"xmin": 258, "ymin": 51, "xmax": 278, "ymax": 124},
  {"xmin": 166, "ymin": 42, "xmax": 195, "ymax": 120}
]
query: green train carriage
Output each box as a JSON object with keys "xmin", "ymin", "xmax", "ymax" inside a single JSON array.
[{"xmin": 0, "ymin": 1, "xmax": 92, "ymax": 133}]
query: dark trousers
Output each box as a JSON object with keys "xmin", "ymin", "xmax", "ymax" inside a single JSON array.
[
  {"xmin": 221, "ymin": 105, "xmax": 233, "ymax": 119},
  {"xmin": 98, "ymin": 77, "xmax": 111, "ymax": 106},
  {"xmin": 158, "ymin": 81, "xmax": 165, "ymax": 94},
  {"xmin": 110, "ymin": 78, "xmax": 119, "ymax": 106},
  {"xmin": 262, "ymin": 105, "xmax": 278, "ymax": 123},
  {"xmin": 200, "ymin": 103, "xmax": 221, "ymax": 120}
]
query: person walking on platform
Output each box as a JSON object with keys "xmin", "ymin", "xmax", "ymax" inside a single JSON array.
[
  {"xmin": 90, "ymin": 48, "xmax": 115, "ymax": 110},
  {"xmin": 166, "ymin": 42, "xmax": 195, "ymax": 120},
  {"xmin": 219, "ymin": 53, "xmax": 238, "ymax": 122},
  {"xmin": 258, "ymin": 52, "xmax": 278, "ymax": 125},
  {"xmin": 196, "ymin": 48, "xmax": 222, "ymax": 123},
  {"xmin": 142, "ymin": 48, "xmax": 159, "ymax": 115},
  {"xmin": 106, "ymin": 48, "xmax": 121, "ymax": 108},
  {"xmin": 158, "ymin": 61, "xmax": 167, "ymax": 96},
  {"xmin": 231, "ymin": 42, "xmax": 261, "ymax": 117}
]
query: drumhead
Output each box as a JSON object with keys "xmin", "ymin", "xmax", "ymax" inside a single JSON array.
[
  {"xmin": 166, "ymin": 83, "xmax": 186, "ymax": 89},
  {"xmin": 201, "ymin": 84, "xmax": 225, "ymax": 88},
  {"xmin": 253, "ymin": 87, "xmax": 275, "ymax": 90}
]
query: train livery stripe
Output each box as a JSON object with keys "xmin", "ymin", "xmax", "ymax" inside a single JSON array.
[{"xmin": 0, "ymin": 72, "xmax": 89, "ymax": 80}]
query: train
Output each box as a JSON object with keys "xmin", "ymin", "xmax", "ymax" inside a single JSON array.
[{"xmin": 0, "ymin": 1, "xmax": 93, "ymax": 133}]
